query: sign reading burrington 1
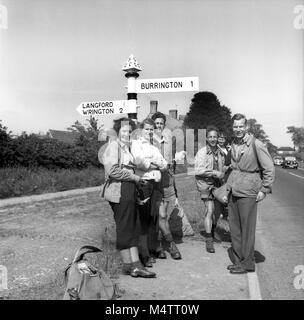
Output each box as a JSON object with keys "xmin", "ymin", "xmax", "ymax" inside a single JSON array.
[
  {"xmin": 76, "ymin": 100, "xmax": 129, "ymax": 116},
  {"xmin": 136, "ymin": 76, "xmax": 199, "ymax": 93}
]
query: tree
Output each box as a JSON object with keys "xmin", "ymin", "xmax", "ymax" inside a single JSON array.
[
  {"xmin": 266, "ymin": 142, "xmax": 278, "ymax": 157},
  {"xmin": 0, "ymin": 121, "xmax": 14, "ymax": 167},
  {"xmin": 287, "ymin": 126, "xmax": 304, "ymax": 152},
  {"xmin": 183, "ymin": 92, "xmax": 233, "ymax": 139},
  {"xmin": 67, "ymin": 116, "xmax": 104, "ymax": 167},
  {"xmin": 247, "ymin": 119, "xmax": 270, "ymax": 144}
]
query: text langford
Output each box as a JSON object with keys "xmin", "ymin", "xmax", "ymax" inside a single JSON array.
[{"xmin": 76, "ymin": 100, "xmax": 129, "ymax": 116}]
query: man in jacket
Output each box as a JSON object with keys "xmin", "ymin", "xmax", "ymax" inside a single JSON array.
[{"xmin": 226, "ymin": 113, "xmax": 275, "ymax": 274}]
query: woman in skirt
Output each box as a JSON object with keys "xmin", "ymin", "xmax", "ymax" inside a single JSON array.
[{"xmin": 102, "ymin": 117, "xmax": 156, "ymax": 278}]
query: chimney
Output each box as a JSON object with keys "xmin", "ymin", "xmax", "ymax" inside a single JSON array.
[
  {"xmin": 150, "ymin": 100, "xmax": 158, "ymax": 114},
  {"xmin": 179, "ymin": 114, "xmax": 185, "ymax": 121},
  {"xmin": 169, "ymin": 109, "xmax": 178, "ymax": 119}
]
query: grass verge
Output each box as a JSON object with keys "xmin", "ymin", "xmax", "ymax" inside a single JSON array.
[{"xmin": 0, "ymin": 166, "xmax": 104, "ymax": 199}]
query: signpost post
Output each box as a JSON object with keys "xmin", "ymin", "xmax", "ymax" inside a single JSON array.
[{"xmin": 122, "ymin": 54, "xmax": 142, "ymax": 121}]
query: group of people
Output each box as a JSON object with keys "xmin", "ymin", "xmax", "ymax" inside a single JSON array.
[
  {"xmin": 101, "ymin": 112, "xmax": 182, "ymax": 278},
  {"xmin": 101, "ymin": 111, "xmax": 275, "ymax": 278}
]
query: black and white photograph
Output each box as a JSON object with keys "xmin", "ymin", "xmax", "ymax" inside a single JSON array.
[{"xmin": 0, "ymin": 0, "xmax": 303, "ymax": 305}]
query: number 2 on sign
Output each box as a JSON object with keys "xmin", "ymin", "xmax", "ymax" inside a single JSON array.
[{"xmin": 119, "ymin": 108, "xmax": 123, "ymax": 113}]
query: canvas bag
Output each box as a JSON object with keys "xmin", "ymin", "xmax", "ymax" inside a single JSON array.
[
  {"xmin": 168, "ymin": 204, "xmax": 195, "ymax": 238},
  {"xmin": 63, "ymin": 245, "xmax": 116, "ymax": 300},
  {"xmin": 100, "ymin": 141, "xmax": 121, "ymax": 202}
]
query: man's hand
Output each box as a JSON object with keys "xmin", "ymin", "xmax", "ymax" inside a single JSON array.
[
  {"xmin": 256, "ymin": 191, "xmax": 266, "ymax": 202},
  {"xmin": 174, "ymin": 198, "xmax": 179, "ymax": 207},
  {"xmin": 203, "ymin": 170, "xmax": 214, "ymax": 177},
  {"xmin": 138, "ymin": 178, "xmax": 148, "ymax": 186}
]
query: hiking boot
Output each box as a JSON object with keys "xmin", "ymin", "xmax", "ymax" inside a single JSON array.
[
  {"xmin": 130, "ymin": 266, "xmax": 156, "ymax": 278},
  {"xmin": 206, "ymin": 238, "xmax": 215, "ymax": 253},
  {"xmin": 168, "ymin": 242, "xmax": 182, "ymax": 260},
  {"xmin": 156, "ymin": 249, "xmax": 167, "ymax": 259},
  {"xmin": 141, "ymin": 256, "xmax": 153, "ymax": 268}
]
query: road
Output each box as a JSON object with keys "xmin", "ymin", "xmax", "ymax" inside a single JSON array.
[{"xmin": 255, "ymin": 166, "xmax": 304, "ymax": 299}]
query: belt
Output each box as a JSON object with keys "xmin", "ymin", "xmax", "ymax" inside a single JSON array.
[{"xmin": 233, "ymin": 168, "xmax": 260, "ymax": 173}]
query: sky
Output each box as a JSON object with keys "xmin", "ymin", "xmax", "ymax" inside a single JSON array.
[{"xmin": 0, "ymin": 0, "xmax": 303, "ymax": 147}]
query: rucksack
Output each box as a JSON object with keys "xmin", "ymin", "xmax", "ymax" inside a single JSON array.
[
  {"xmin": 168, "ymin": 204, "xmax": 195, "ymax": 240},
  {"xmin": 63, "ymin": 245, "xmax": 117, "ymax": 300}
]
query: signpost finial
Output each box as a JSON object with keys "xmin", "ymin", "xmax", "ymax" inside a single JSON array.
[{"xmin": 122, "ymin": 54, "xmax": 142, "ymax": 72}]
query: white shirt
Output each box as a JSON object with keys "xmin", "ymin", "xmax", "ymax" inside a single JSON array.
[{"xmin": 131, "ymin": 137, "xmax": 167, "ymax": 172}]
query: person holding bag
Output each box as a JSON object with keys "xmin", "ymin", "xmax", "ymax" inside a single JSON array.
[
  {"xmin": 101, "ymin": 117, "xmax": 156, "ymax": 278},
  {"xmin": 131, "ymin": 118, "xmax": 168, "ymax": 267}
]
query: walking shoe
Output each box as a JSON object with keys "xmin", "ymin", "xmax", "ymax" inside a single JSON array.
[
  {"xmin": 206, "ymin": 238, "xmax": 215, "ymax": 253},
  {"xmin": 227, "ymin": 264, "xmax": 237, "ymax": 271},
  {"xmin": 141, "ymin": 256, "xmax": 153, "ymax": 268},
  {"xmin": 168, "ymin": 242, "xmax": 182, "ymax": 260},
  {"xmin": 229, "ymin": 266, "xmax": 247, "ymax": 274},
  {"xmin": 130, "ymin": 267, "xmax": 156, "ymax": 278},
  {"xmin": 149, "ymin": 256, "xmax": 156, "ymax": 263},
  {"xmin": 156, "ymin": 249, "xmax": 167, "ymax": 259}
]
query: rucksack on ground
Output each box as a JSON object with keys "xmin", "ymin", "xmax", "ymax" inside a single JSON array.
[
  {"xmin": 168, "ymin": 204, "xmax": 195, "ymax": 240},
  {"xmin": 63, "ymin": 245, "xmax": 117, "ymax": 300}
]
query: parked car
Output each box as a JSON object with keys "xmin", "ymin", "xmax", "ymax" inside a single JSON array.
[
  {"xmin": 273, "ymin": 156, "xmax": 283, "ymax": 166},
  {"xmin": 282, "ymin": 156, "xmax": 298, "ymax": 169}
]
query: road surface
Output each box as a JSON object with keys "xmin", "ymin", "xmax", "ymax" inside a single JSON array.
[{"xmin": 256, "ymin": 166, "xmax": 304, "ymax": 299}]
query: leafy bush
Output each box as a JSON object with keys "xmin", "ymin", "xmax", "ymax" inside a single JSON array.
[{"xmin": 1, "ymin": 133, "xmax": 103, "ymax": 169}]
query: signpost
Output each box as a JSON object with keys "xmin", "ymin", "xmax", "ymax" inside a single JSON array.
[
  {"xmin": 76, "ymin": 100, "xmax": 129, "ymax": 116},
  {"xmin": 136, "ymin": 76, "xmax": 199, "ymax": 94},
  {"xmin": 76, "ymin": 55, "xmax": 199, "ymax": 118}
]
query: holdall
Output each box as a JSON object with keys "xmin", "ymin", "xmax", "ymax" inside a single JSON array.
[{"xmin": 63, "ymin": 245, "xmax": 117, "ymax": 300}]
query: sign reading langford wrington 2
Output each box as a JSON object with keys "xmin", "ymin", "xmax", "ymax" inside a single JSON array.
[
  {"xmin": 76, "ymin": 100, "xmax": 129, "ymax": 116},
  {"xmin": 136, "ymin": 76, "xmax": 199, "ymax": 93}
]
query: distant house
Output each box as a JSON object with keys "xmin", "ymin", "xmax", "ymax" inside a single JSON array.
[
  {"xmin": 48, "ymin": 129, "xmax": 80, "ymax": 144},
  {"xmin": 277, "ymin": 147, "xmax": 295, "ymax": 155}
]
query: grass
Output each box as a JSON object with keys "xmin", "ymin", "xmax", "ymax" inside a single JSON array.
[{"xmin": 0, "ymin": 166, "xmax": 104, "ymax": 199}]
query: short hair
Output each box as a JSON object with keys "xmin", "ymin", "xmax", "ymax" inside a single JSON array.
[
  {"xmin": 218, "ymin": 130, "xmax": 226, "ymax": 138},
  {"xmin": 232, "ymin": 113, "xmax": 247, "ymax": 125},
  {"xmin": 112, "ymin": 117, "xmax": 137, "ymax": 135},
  {"xmin": 140, "ymin": 118, "xmax": 156, "ymax": 129},
  {"xmin": 151, "ymin": 112, "xmax": 166, "ymax": 124},
  {"xmin": 206, "ymin": 125, "xmax": 219, "ymax": 137}
]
